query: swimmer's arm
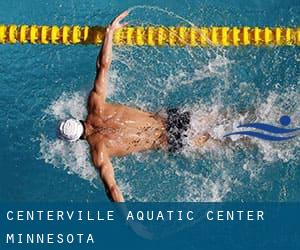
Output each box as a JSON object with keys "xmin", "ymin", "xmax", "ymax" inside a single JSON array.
[
  {"xmin": 94, "ymin": 11, "xmax": 129, "ymax": 99},
  {"xmin": 92, "ymin": 144, "xmax": 125, "ymax": 202}
]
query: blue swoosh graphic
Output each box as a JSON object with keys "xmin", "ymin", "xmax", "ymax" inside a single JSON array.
[
  {"xmin": 224, "ymin": 131, "xmax": 297, "ymax": 141},
  {"xmin": 237, "ymin": 123, "xmax": 300, "ymax": 134}
]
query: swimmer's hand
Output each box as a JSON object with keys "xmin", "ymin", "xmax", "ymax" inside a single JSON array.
[{"xmin": 107, "ymin": 10, "xmax": 129, "ymax": 33}]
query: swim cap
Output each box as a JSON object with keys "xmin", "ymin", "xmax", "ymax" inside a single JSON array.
[{"xmin": 58, "ymin": 118, "xmax": 84, "ymax": 142}]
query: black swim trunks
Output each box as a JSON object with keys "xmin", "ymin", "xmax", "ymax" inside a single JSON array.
[{"xmin": 166, "ymin": 108, "xmax": 191, "ymax": 153}]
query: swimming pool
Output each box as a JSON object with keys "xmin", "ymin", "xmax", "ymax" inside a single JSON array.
[{"xmin": 0, "ymin": 0, "xmax": 299, "ymax": 202}]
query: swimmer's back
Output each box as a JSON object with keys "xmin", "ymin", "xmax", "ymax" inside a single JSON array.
[{"xmin": 86, "ymin": 102, "xmax": 168, "ymax": 156}]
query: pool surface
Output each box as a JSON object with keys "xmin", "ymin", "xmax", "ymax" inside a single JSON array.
[{"xmin": 0, "ymin": 0, "xmax": 299, "ymax": 202}]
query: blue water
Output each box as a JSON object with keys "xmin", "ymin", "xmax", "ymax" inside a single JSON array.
[{"xmin": 0, "ymin": 0, "xmax": 299, "ymax": 202}]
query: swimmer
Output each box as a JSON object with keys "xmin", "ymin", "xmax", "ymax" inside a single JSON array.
[{"xmin": 58, "ymin": 11, "xmax": 211, "ymax": 202}]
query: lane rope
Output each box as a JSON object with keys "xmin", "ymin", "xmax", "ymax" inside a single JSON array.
[{"xmin": 0, "ymin": 25, "xmax": 299, "ymax": 46}]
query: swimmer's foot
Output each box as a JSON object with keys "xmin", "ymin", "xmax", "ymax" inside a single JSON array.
[{"xmin": 193, "ymin": 133, "xmax": 210, "ymax": 147}]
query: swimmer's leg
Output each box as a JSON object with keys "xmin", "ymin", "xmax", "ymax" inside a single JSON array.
[
  {"xmin": 191, "ymin": 107, "xmax": 259, "ymax": 148},
  {"xmin": 189, "ymin": 114, "xmax": 217, "ymax": 147},
  {"xmin": 192, "ymin": 133, "xmax": 254, "ymax": 148},
  {"xmin": 192, "ymin": 132, "xmax": 211, "ymax": 147}
]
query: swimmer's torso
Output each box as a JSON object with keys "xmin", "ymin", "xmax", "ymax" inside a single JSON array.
[{"xmin": 85, "ymin": 92, "xmax": 167, "ymax": 156}]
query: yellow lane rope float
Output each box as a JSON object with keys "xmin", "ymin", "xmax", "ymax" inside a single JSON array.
[{"xmin": 0, "ymin": 25, "xmax": 299, "ymax": 46}]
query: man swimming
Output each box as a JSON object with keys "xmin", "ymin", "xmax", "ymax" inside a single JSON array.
[{"xmin": 58, "ymin": 11, "xmax": 210, "ymax": 202}]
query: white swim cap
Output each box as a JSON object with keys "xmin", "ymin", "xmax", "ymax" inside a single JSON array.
[{"xmin": 58, "ymin": 118, "xmax": 84, "ymax": 142}]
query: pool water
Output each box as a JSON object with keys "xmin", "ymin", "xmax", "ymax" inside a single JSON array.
[{"xmin": 0, "ymin": 0, "xmax": 299, "ymax": 202}]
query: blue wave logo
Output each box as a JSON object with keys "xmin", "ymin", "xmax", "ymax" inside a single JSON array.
[{"xmin": 224, "ymin": 116, "xmax": 300, "ymax": 141}]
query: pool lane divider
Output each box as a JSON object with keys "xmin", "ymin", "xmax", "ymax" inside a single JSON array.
[{"xmin": 0, "ymin": 25, "xmax": 299, "ymax": 46}]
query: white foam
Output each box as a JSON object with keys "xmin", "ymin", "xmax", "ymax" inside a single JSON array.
[
  {"xmin": 37, "ymin": 7, "xmax": 299, "ymax": 202},
  {"xmin": 45, "ymin": 92, "xmax": 87, "ymax": 120},
  {"xmin": 39, "ymin": 134, "xmax": 97, "ymax": 184},
  {"xmin": 253, "ymin": 90, "xmax": 300, "ymax": 162},
  {"xmin": 38, "ymin": 72, "xmax": 300, "ymax": 203},
  {"xmin": 181, "ymin": 89, "xmax": 300, "ymax": 163},
  {"xmin": 39, "ymin": 92, "xmax": 98, "ymax": 185}
]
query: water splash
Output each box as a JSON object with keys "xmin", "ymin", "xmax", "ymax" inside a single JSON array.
[
  {"xmin": 39, "ymin": 89, "xmax": 300, "ymax": 202},
  {"xmin": 37, "ymin": 6, "xmax": 300, "ymax": 202},
  {"xmin": 39, "ymin": 134, "xmax": 98, "ymax": 185}
]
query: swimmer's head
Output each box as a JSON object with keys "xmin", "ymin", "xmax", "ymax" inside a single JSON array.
[{"xmin": 57, "ymin": 118, "xmax": 84, "ymax": 142}]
